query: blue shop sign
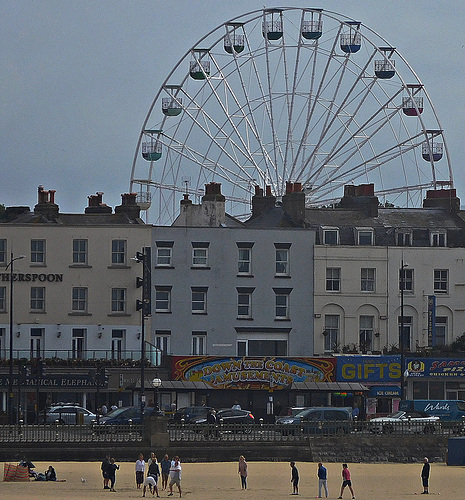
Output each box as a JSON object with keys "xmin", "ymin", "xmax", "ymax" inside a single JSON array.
[
  {"xmin": 337, "ymin": 355, "xmax": 401, "ymax": 382},
  {"xmin": 369, "ymin": 386, "xmax": 401, "ymax": 397},
  {"xmin": 407, "ymin": 358, "xmax": 465, "ymax": 378}
]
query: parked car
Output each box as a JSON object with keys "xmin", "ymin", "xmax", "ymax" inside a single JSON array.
[
  {"xmin": 172, "ymin": 406, "xmax": 213, "ymax": 423},
  {"xmin": 191, "ymin": 408, "xmax": 255, "ymax": 425},
  {"xmin": 276, "ymin": 406, "xmax": 307, "ymax": 420},
  {"xmin": 368, "ymin": 410, "xmax": 440, "ymax": 434},
  {"xmin": 189, "ymin": 408, "xmax": 255, "ymax": 434},
  {"xmin": 276, "ymin": 407, "xmax": 352, "ymax": 435},
  {"xmin": 44, "ymin": 403, "xmax": 96, "ymax": 425},
  {"xmin": 96, "ymin": 406, "xmax": 161, "ymax": 425}
]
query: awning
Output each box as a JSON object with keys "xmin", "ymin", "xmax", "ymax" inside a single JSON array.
[
  {"xmin": 291, "ymin": 381, "xmax": 368, "ymax": 392},
  {"xmin": 131, "ymin": 380, "xmax": 368, "ymax": 391}
]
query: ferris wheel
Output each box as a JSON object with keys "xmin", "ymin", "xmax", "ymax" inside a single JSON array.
[{"xmin": 130, "ymin": 7, "xmax": 453, "ymax": 225}]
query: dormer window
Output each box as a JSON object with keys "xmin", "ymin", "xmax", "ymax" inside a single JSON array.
[
  {"xmin": 430, "ymin": 231, "xmax": 446, "ymax": 247},
  {"xmin": 356, "ymin": 228, "xmax": 374, "ymax": 246},
  {"xmin": 396, "ymin": 230, "xmax": 412, "ymax": 247},
  {"xmin": 322, "ymin": 227, "xmax": 339, "ymax": 245}
]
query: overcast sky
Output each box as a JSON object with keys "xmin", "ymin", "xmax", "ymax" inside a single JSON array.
[{"xmin": 2, "ymin": 1, "xmax": 464, "ymax": 216}]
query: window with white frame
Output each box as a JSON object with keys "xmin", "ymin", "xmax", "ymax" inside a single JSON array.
[
  {"xmin": 30, "ymin": 287, "xmax": 45, "ymax": 311},
  {"xmin": 323, "ymin": 228, "xmax": 339, "ymax": 245},
  {"xmin": 434, "ymin": 269, "xmax": 448, "ymax": 294},
  {"xmin": 435, "ymin": 316, "xmax": 447, "ymax": 346},
  {"xmin": 31, "ymin": 239, "xmax": 45, "ymax": 264},
  {"xmin": 73, "ymin": 239, "xmax": 88, "ymax": 264},
  {"xmin": 324, "ymin": 315, "xmax": 339, "ymax": 352},
  {"xmin": 431, "ymin": 231, "xmax": 446, "ymax": 247},
  {"xmin": 192, "ymin": 331, "xmax": 207, "ymax": 355},
  {"xmin": 155, "ymin": 286, "xmax": 171, "ymax": 312},
  {"xmin": 72, "ymin": 328, "xmax": 86, "ymax": 359},
  {"xmin": 361, "ymin": 268, "xmax": 376, "ymax": 292},
  {"xmin": 0, "ymin": 287, "xmax": 5, "ymax": 312},
  {"xmin": 275, "ymin": 243, "xmax": 291, "ymax": 276},
  {"xmin": 72, "ymin": 287, "xmax": 88, "ymax": 312},
  {"xmin": 274, "ymin": 288, "xmax": 291, "ymax": 319},
  {"xmin": 111, "ymin": 239, "xmax": 126, "ymax": 265},
  {"xmin": 399, "ymin": 268, "xmax": 414, "ymax": 293},
  {"xmin": 155, "ymin": 331, "xmax": 170, "ymax": 353},
  {"xmin": 237, "ymin": 287, "xmax": 254, "ymax": 318},
  {"xmin": 396, "ymin": 230, "xmax": 412, "ymax": 246},
  {"xmin": 192, "ymin": 242, "xmax": 209, "ymax": 267},
  {"xmin": 191, "ymin": 287, "xmax": 207, "ymax": 314},
  {"xmin": 156, "ymin": 241, "xmax": 174, "ymax": 267},
  {"xmin": 357, "ymin": 229, "xmax": 374, "ymax": 245},
  {"xmin": 359, "ymin": 315, "xmax": 374, "ymax": 352},
  {"xmin": 111, "ymin": 329, "xmax": 125, "ymax": 360},
  {"xmin": 30, "ymin": 328, "xmax": 44, "ymax": 358},
  {"xmin": 237, "ymin": 242, "xmax": 253, "ymax": 275},
  {"xmin": 111, "ymin": 288, "xmax": 126, "ymax": 312},
  {"xmin": 0, "ymin": 239, "xmax": 6, "ymax": 264},
  {"xmin": 326, "ymin": 267, "xmax": 341, "ymax": 291}
]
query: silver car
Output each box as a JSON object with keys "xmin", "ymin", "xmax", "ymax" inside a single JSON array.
[
  {"xmin": 369, "ymin": 410, "xmax": 440, "ymax": 434},
  {"xmin": 44, "ymin": 404, "xmax": 96, "ymax": 424}
]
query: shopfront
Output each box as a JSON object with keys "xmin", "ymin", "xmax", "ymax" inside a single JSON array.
[
  {"xmin": 169, "ymin": 356, "xmax": 368, "ymax": 420},
  {"xmin": 406, "ymin": 357, "xmax": 465, "ymax": 401},
  {"xmin": 336, "ymin": 355, "xmax": 401, "ymax": 417}
]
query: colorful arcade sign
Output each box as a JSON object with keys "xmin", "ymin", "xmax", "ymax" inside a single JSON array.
[{"xmin": 172, "ymin": 356, "xmax": 335, "ymax": 390}]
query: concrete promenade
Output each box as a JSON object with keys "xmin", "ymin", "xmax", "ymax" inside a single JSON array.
[{"xmin": 1, "ymin": 460, "xmax": 464, "ymax": 499}]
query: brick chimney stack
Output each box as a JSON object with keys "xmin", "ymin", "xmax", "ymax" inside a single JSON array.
[
  {"xmin": 85, "ymin": 192, "xmax": 112, "ymax": 214},
  {"xmin": 34, "ymin": 185, "xmax": 59, "ymax": 219},
  {"xmin": 251, "ymin": 184, "xmax": 276, "ymax": 218},
  {"xmin": 114, "ymin": 193, "xmax": 141, "ymax": 219},
  {"xmin": 281, "ymin": 182, "xmax": 306, "ymax": 224}
]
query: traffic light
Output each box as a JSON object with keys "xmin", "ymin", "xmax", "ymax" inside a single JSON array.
[{"xmin": 135, "ymin": 247, "xmax": 151, "ymax": 317}]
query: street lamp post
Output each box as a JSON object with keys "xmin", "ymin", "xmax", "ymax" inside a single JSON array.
[
  {"xmin": 151, "ymin": 378, "xmax": 162, "ymax": 412},
  {"xmin": 6, "ymin": 253, "xmax": 25, "ymax": 424},
  {"xmin": 400, "ymin": 260, "xmax": 407, "ymax": 401}
]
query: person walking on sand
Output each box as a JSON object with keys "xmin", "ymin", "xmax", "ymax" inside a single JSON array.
[
  {"xmin": 108, "ymin": 458, "xmax": 120, "ymax": 492},
  {"xmin": 318, "ymin": 462, "xmax": 328, "ymax": 498},
  {"xmin": 136, "ymin": 453, "xmax": 146, "ymax": 489},
  {"xmin": 101, "ymin": 454, "xmax": 111, "ymax": 489},
  {"xmin": 338, "ymin": 463, "xmax": 355, "ymax": 499},
  {"xmin": 238, "ymin": 455, "xmax": 248, "ymax": 490},
  {"xmin": 290, "ymin": 461, "xmax": 299, "ymax": 495},
  {"xmin": 421, "ymin": 457, "xmax": 430, "ymax": 494},
  {"xmin": 161, "ymin": 454, "xmax": 171, "ymax": 491},
  {"xmin": 168, "ymin": 456, "xmax": 182, "ymax": 497}
]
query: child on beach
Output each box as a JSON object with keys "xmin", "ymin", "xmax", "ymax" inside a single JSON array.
[
  {"xmin": 338, "ymin": 463, "xmax": 355, "ymax": 499},
  {"xmin": 108, "ymin": 458, "xmax": 120, "ymax": 492},
  {"xmin": 238, "ymin": 455, "xmax": 248, "ymax": 490}
]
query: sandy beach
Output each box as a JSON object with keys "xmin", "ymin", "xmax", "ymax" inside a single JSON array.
[{"xmin": 1, "ymin": 460, "xmax": 465, "ymax": 499}]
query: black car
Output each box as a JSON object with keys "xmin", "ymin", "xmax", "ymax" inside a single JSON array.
[
  {"xmin": 190, "ymin": 408, "xmax": 255, "ymax": 432},
  {"xmin": 172, "ymin": 406, "xmax": 213, "ymax": 423},
  {"xmin": 97, "ymin": 406, "xmax": 160, "ymax": 425}
]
